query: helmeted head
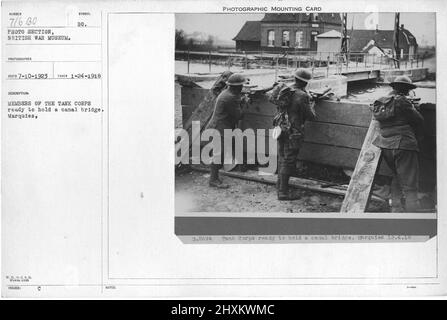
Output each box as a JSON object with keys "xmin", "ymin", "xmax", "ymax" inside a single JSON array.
[
  {"xmin": 226, "ymin": 73, "xmax": 247, "ymax": 94},
  {"xmin": 390, "ymin": 75, "xmax": 416, "ymax": 94},
  {"xmin": 226, "ymin": 73, "xmax": 247, "ymax": 86},
  {"xmin": 294, "ymin": 68, "xmax": 312, "ymax": 88}
]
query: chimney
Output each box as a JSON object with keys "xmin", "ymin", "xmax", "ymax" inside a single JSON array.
[
  {"xmin": 401, "ymin": 24, "xmax": 404, "ymax": 29},
  {"xmin": 375, "ymin": 24, "xmax": 379, "ymax": 33}
]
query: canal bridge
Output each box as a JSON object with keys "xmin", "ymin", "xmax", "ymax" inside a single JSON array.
[{"xmin": 175, "ymin": 49, "xmax": 429, "ymax": 86}]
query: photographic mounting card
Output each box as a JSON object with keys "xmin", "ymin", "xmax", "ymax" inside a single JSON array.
[{"xmin": 1, "ymin": 0, "xmax": 446, "ymax": 298}]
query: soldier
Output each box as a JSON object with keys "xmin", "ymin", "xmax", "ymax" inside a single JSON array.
[
  {"xmin": 272, "ymin": 69, "xmax": 316, "ymax": 200},
  {"xmin": 207, "ymin": 73, "xmax": 247, "ymax": 188},
  {"xmin": 372, "ymin": 75, "xmax": 424, "ymax": 212}
]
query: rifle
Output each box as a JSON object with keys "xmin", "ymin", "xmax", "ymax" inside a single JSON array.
[
  {"xmin": 239, "ymin": 84, "xmax": 277, "ymax": 109},
  {"xmin": 408, "ymin": 96, "xmax": 421, "ymax": 110},
  {"xmin": 309, "ymin": 87, "xmax": 334, "ymax": 100}
]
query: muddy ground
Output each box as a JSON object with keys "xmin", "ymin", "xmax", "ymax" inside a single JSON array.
[{"xmin": 175, "ymin": 169, "xmax": 386, "ymax": 213}]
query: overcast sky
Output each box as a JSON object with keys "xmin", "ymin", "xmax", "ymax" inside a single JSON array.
[{"xmin": 176, "ymin": 13, "xmax": 436, "ymax": 46}]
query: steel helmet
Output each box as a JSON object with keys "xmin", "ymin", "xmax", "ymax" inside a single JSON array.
[
  {"xmin": 226, "ymin": 73, "xmax": 247, "ymax": 86},
  {"xmin": 390, "ymin": 75, "xmax": 416, "ymax": 90},
  {"xmin": 294, "ymin": 68, "xmax": 312, "ymax": 83}
]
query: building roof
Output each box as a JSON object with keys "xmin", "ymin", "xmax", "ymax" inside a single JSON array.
[
  {"xmin": 363, "ymin": 42, "xmax": 386, "ymax": 54},
  {"xmin": 316, "ymin": 30, "xmax": 348, "ymax": 38},
  {"xmin": 348, "ymin": 28, "xmax": 418, "ymax": 52},
  {"xmin": 232, "ymin": 21, "xmax": 261, "ymax": 41},
  {"xmin": 261, "ymin": 13, "xmax": 342, "ymax": 25}
]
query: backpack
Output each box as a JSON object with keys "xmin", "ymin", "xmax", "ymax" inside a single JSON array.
[
  {"xmin": 269, "ymin": 83, "xmax": 294, "ymax": 137},
  {"xmin": 269, "ymin": 83, "xmax": 294, "ymax": 109},
  {"xmin": 371, "ymin": 96, "xmax": 395, "ymax": 121}
]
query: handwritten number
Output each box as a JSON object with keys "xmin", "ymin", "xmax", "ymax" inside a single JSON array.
[{"xmin": 9, "ymin": 16, "xmax": 38, "ymax": 27}]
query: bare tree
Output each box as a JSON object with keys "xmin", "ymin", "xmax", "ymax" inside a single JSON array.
[
  {"xmin": 187, "ymin": 38, "xmax": 194, "ymax": 49},
  {"xmin": 175, "ymin": 29, "xmax": 185, "ymax": 49}
]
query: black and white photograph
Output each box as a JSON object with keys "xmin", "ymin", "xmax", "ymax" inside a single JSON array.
[
  {"xmin": 2, "ymin": 0, "xmax": 446, "ymax": 299},
  {"xmin": 175, "ymin": 12, "xmax": 436, "ymax": 215}
]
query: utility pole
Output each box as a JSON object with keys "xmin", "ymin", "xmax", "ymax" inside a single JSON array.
[
  {"xmin": 393, "ymin": 13, "xmax": 400, "ymax": 68},
  {"xmin": 341, "ymin": 13, "xmax": 348, "ymax": 67}
]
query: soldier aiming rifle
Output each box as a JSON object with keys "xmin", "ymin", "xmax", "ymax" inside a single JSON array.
[
  {"xmin": 206, "ymin": 73, "xmax": 249, "ymax": 188},
  {"xmin": 371, "ymin": 75, "xmax": 424, "ymax": 212}
]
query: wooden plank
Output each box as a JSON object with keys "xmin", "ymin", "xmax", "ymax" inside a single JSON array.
[
  {"xmin": 241, "ymin": 94, "xmax": 372, "ymax": 127},
  {"xmin": 242, "ymin": 131, "xmax": 393, "ymax": 176},
  {"xmin": 191, "ymin": 166, "xmax": 386, "ymax": 203},
  {"xmin": 241, "ymin": 132, "xmax": 373, "ymax": 169},
  {"xmin": 314, "ymin": 100, "xmax": 372, "ymax": 127},
  {"xmin": 305, "ymin": 143, "xmax": 393, "ymax": 176},
  {"xmin": 298, "ymin": 143, "xmax": 360, "ymax": 169},
  {"xmin": 304, "ymin": 122, "xmax": 368, "ymax": 149},
  {"xmin": 340, "ymin": 119, "xmax": 382, "ymax": 213},
  {"xmin": 241, "ymin": 95, "xmax": 435, "ymax": 134},
  {"xmin": 241, "ymin": 95, "xmax": 373, "ymax": 127}
]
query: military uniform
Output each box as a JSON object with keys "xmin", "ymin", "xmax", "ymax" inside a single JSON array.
[
  {"xmin": 277, "ymin": 85, "xmax": 316, "ymax": 175},
  {"xmin": 269, "ymin": 69, "xmax": 316, "ymax": 200},
  {"xmin": 372, "ymin": 90, "xmax": 424, "ymax": 212},
  {"xmin": 207, "ymin": 88, "xmax": 243, "ymax": 136},
  {"xmin": 207, "ymin": 87, "xmax": 244, "ymax": 166},
  {"xmin": 207, "ymin": 73, "xmax": 246, "ymax": 188}
]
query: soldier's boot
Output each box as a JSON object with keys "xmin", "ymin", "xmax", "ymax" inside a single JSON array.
[
  {"xmin": 404, "ymin": 191, "xmax": 420, "ymax": 212},
  {"xmin": 278, "ymin": 174, "xmax": 300, "ymax": 201},
  {"xmin": 209, "ymin": 164, "xmax": 229, "ymax": 189},
  {"xmin": 390, "ymin": 196, "xmax": 405, "ymax": 213},
  {"xmin": 390, "ymin": 179, "xmax": 404, "ymax": 213},
  {"xmin": 390, "ymin": 199, "xmax": 405, "ymax": 213}
]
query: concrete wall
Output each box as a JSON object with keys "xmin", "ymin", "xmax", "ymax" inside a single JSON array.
[{"xmin": 308, "ymin": 75, "xmax": 347, "ymax": 97}]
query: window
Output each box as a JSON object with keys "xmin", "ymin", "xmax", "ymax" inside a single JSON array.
[
  {"xmin": 295, "ymin": 30, "xmax": 304, "ymax": 48},
  {"xmin": 282, "ymin": 30, "xmax": 290, "ymax": 47},
  {"xmin": 267, "ymin": 30, "xmax": 275, "ymax": 47}
]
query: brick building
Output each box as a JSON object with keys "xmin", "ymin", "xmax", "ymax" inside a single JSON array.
[{"xmin": 233, "ymin": 13, "xmax": 342, "ymax": 52}]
